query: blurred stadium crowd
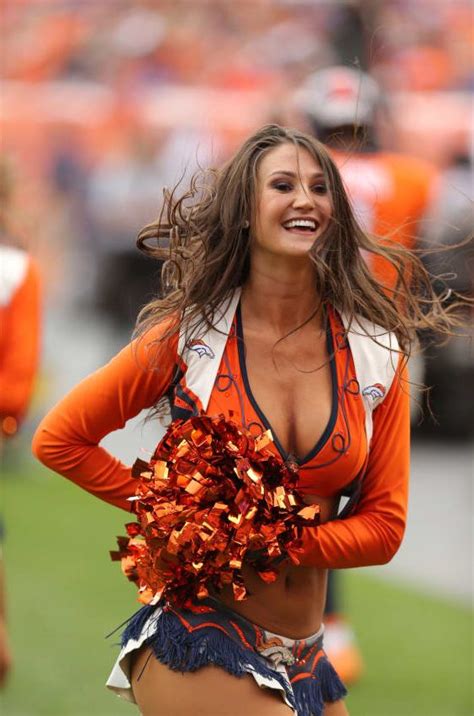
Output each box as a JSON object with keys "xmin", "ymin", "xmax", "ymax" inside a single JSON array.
[{"xmin": 1, "ymin": 0, "xmax": 473, "ymax": 437}]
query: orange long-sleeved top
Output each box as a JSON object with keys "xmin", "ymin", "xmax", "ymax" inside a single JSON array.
[
  {"xmin": 0, "ymin": 246, "xmax": 41, "ymax": 436},
  {"xmin": 32, "ymin": 307, "xmax": 409, "ymax": 570}
]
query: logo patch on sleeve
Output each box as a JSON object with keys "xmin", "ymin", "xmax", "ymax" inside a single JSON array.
[{"xmin": 186, "ymin": 339, "xmax": 215, "ymax": 359}]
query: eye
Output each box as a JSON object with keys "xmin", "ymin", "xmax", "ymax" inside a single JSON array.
[
  {"xmin": 271, "ymin": 180, "xmax": 293, "ymax": 192},
  {"xmin": 312, "ymin": 183, "xmax": 328, "ymax": 195}
]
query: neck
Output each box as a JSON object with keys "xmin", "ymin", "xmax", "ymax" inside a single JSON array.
[{"xmin": 241, "ymin": 258, "xmax": 323, "ymax": 336}]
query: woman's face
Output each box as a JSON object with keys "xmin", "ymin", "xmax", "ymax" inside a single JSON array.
[{"xmin": 251, "ymin": 142, "xmax": 333, "ymax": 260}]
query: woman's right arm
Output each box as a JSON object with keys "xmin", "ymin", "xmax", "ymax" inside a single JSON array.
[{"xmin": 32, "ymin": 325, "xmax": 178, "ymax": 511}]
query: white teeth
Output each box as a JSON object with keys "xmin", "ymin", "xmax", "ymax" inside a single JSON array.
[{"xmin": 283, "ymin": 219, "xmax": 317, "ymax": 230}]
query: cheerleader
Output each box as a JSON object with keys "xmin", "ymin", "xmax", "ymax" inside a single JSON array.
[{"xmin": 33, "ymin": 124, "xmax": 459, "ymax": 715}]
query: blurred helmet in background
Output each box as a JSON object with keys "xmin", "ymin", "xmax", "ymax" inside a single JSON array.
[{"xmin": 295, "ymin": 66, "xmax": 382, "ymax": 135}]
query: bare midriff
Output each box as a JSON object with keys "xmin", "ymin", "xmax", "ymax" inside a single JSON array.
[{"xmin": 218, "ymin": 493, "xmax": 338, "ymax": 639}]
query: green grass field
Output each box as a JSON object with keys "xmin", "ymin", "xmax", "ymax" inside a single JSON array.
[{"xmin": 1, "ymin": 456, "xmax": 472, "ymax": 716}]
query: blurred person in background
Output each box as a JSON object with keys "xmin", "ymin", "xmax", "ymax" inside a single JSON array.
[
  {"xmin": 420, "ymin": 141, "xmax": 474, "ymax": 441},
  {"xmin": 295, "ymin": 65, "xmax": 438, "ymax": 685},
  {"xmin": 86, "ymin": 121, "xmax": 218, "ymax": 337},
  {"xmin": 0, "ymin": 159, "xmax": 42, "ymax": 686},
  {"xmin": 86, "ymin": 122, "xmax": 169, "ymax": 334},
  {"xmin": 32, "ymin": 123, "xmax": 463, "ymax": 716},
  {"xmin": 296, "ymin": 66, "xmax": 438, "ymax": 293}
]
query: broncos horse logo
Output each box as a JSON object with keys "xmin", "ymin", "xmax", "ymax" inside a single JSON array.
[
  {"xmin": 362, "ymin": 383, "xmax": 386, "ymax": 402},
  {"xmin": 186, "ymin": 338, "xmax": 215, "ymax": 359}
]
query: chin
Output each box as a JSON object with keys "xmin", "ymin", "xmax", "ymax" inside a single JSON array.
[
  {"xmin": 283, "ymin": 239, "xmax": 317, "ymax": 257},
  {"xmin": 275, "ymin": 247, "xmax": 315, "ymax": 262}
]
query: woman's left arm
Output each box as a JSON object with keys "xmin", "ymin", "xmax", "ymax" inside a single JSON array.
[{"xmin": 292, "ymin": 358, "xmax": 410, "ymax": 569}]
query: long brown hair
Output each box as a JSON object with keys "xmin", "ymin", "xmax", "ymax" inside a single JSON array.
[{"xmin": 135, "ymin": 124, "xmax": 463, "ymax": 358}]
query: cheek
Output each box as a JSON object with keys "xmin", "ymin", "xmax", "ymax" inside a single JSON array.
[
  {"xmin": 255, "ymin": 192, "xmax": 272, "ymax": 219},
  {"xmin": 322, "ymin": 197, "xmax": 333, "ymax": 222},
  {"xmin": 255, "ymin": 196, "xmax": 281, "ymax": 226}
]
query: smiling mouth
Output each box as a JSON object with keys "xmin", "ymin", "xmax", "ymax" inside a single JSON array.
[{"xmin": 282, "ymin": 218, "xmax": 319, "ymax": 233}]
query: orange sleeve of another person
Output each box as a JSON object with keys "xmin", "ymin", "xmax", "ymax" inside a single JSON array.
[
  {"xmin": 0, "ymin": 255, "xmax": 41, "ymax": 436},
  {"xmin": 371, "ymin": 155, "xmax": 438, "ymax": 290},
  {"xmin": 291, "ymin": 357, "xmax": 410, "ymax": 569},
  {"xmin": 32, "ymin": 325, "xmax": 179, "ymax": 511}
]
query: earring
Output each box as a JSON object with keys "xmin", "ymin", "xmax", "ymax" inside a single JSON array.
[{"xmin": 242, "ymin": 220, "xmax": 250, "ymax": 229}]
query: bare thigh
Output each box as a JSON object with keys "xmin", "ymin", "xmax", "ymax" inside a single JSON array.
[
  {"xmin": 131, "ymin": 646, "xmax": 293, "ymax": 716},
  {"xmin": 323, "ymin": 700, "xmax": 350, "ymax": 716}
]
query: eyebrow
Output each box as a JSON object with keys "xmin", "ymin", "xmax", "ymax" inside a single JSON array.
[{"xmin": 268, "ymin": 170, "xmax": 325, "ymax": 179}]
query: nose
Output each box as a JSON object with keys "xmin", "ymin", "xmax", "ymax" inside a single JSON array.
[{"xmin": 292, "ymin": 184, "xmax": 314, "ymax": 209}]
